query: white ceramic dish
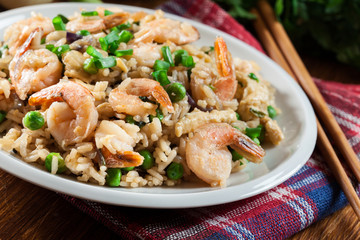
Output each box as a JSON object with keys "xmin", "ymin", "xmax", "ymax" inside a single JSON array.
[{"xmin": 0, "ymin": 3, "xmax": 317, "ymax": 208}]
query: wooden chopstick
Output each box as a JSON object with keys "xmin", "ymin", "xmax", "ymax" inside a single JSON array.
[
  {"xmin": 256, "ymin": 0, "xmax": 360, "ymax": 183},
  {"xmin": 251, "ymin": 7, "xmax": 360, "ymax": 219}
]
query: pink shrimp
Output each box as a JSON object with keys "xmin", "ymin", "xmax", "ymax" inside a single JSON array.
[
  {"xmin": 191, "ymin": 37, "xmax": 237, "ymax": 103},
  {"xmin": 28, "ymin": 81, "xmax": 98, "ymax": 147},
  {"xmin": 66, "ymin": 11, "xmax": 130, "ymax": 33},
  {"xmin": 9, "ymin": 28, "xmax": 62, "ymax": 100},
  {"xmin": 109, "ymin": 78, "xmax": 174, "ymax": 117},
  {"xmin": 133, "ymin": 18, "xmax": 199, "ymax": 45},
  {"xmin": 186, "ymin": 123, "xmax": 265, "ymax": 187}
]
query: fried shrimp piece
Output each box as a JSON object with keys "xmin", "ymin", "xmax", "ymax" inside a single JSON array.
[
  {"xmin": 191, "ymin": 37, "xmax": 236, "ymax": 103},
  {"xmin": 95, "ymin": 120, "xmax": 144, "ymax": 168},
  {"xmin": 133, "ymin": 18, "xmax": 199, "ymax": 45},
  {"xmin": 186, "ymin": 123, "xmax": 265, "ymax": 187},
  {"xmin": 109, "ymin": 78, "xmax": 174, "ymax": 117},
  {"xmin": 101, "ymin": 146, "xmax": 144, "ymax": 168},
  {"xmin": 4, "ymin": 14, "xmax": 54, "ymax": 55},
  {"xmin": 66, "ymin": 11, "xmax": 130, "ymax": 33},
  {"xmin": 28, "ymin": 81, "xmax": 98, "ymax": 147},
  {"xmin": 9, "ymin": 28, "xmax": 62, "ymax": 100}
]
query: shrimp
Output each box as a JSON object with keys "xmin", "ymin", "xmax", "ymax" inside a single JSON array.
[
  {"xmin": 28, "ymin": 81, "xmax": 98, "ymax": 147},
  {"xmin": 109, "ymin": 78, "xmax": 174, "ymax": 116},
  {"xmin": 133, "ymin": 18, "xmax": 199, "ymax": 45},
  {"xmin": 190, "ymin": 37, "xmax": 237, "ymax": 103},
  {"xmin": 9, "ymin": 28, "xmax": 62, "ymax": 100},
  {"xmin": 129, "ymin": 43, "xmax": 162, "ymax": 68},
  {"xmin": 101, "ymin": 147, "xmax": 143, "ymax": 168},
  {"xmin": 186, "ymin": 123, "xmax": 265, "ymax": 187},
  {"xmin": 66, "ymin": 12, "xmax": 130, "ymax": 34},
  {"xmin": 4, "ymin": 14, "xmax": 54, "ymax": 55},
  {"xmin": 95, "ymin": 120, "xmax": 144, "ymax": 168}
]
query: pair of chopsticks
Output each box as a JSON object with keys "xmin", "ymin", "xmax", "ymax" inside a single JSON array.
[{"xmin": 252, "ymin": 0, "xmax": 360, "ymax": 219}]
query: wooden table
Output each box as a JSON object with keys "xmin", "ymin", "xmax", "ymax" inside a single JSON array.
[{"xmin": 1, "ymin": 1, "xmax": 360, "ymax": 239}]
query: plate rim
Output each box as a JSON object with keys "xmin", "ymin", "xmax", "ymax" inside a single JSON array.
[{"xmin": 0, "ymin": 2, "xmax": 317, "ymax": 208}]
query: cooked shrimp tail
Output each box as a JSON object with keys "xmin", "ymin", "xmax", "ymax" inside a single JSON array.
[
  {"xmin": 186, "ymin": 123, "xmax": 265, "ymax": 187},
  {"xmin": 213, "ymin": 36, "xmax": 237, "ymax": 101},
  {"xmin": 101, "ymin": 146, "xmax": 144, "ymax": 168},
  {"xmin": 230, "ymin": 132, "xmax": 265, "ymax": 164}
]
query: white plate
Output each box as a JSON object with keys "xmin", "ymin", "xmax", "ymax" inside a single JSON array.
[{"xmin": 0, "ymin": 3, "xmax": 317, "ymax": 208}]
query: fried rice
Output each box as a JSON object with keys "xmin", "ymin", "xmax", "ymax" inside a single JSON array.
[{"xmin": 0, "ymin": 7, "xmax": 284, "ymax": 188}]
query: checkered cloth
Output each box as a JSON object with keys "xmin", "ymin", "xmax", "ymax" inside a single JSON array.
[{"xmin": 62, "ymin": 0, "xmax": 360, "ymax": 239}]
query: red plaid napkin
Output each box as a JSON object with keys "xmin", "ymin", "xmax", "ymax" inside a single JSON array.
[{"xmin": 62, "ymin": 0, "xmax": 360, "ymax": 239}]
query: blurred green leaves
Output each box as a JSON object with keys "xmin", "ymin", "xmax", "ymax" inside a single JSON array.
[{"xmin": 214, "ymin": 0, "xmax": 360, "ymax": 69}]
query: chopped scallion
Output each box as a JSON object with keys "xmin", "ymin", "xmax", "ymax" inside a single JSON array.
[
  {"xmin": 86, "ymin": 46, "xmax": 103, "ymax": 59},
  {"xmin": 114, "ymin": 49, "xmax": 133, "ymax": 57},
  {"xmin": 118, "ymin": 30, "xmax": 133, "ymax": 43},
  {"xmin": 153, "ymin": 60, "xmax": 170, "ymax": 71},
  {"xmin": 83, "ymin": 58, "xmax": 98, "ymax": 74},
  {"xmin": 152, "ymin": 70, "xmax": 170, "ymax": 86},
  {"xmin": 52, "ymin": 16, "xmax": 66, "ymax": 31},
  {"xmin": 77, "ymin": 30, "xmax": 91, "ymax": 36},
  {"xmin": 57, "ymin": 14, "xmax": 69, "ymax": 24},
  {"xmin": 125, "ymin": 115, "xmax": 135, "ymax": 124},
  {"xmin": 99, "ymin": 37, "xmax": 108, "ymax": 51},
  {"xmin": 181, "ymin": 55, "xmax": 195, "ymax": 68},
  {"xmin": 0, "ymin": 111, "xmax": 6, "ymax": 123},
  {"xmin": 94, "ymin": 56, "xmax": 116, "ymax": 69},
  {"xmin": 81, "ymin": 11, "xmax": 99, "ymax": 17},
  {"xmin": 104, "ymin": 9, "xmax": 114, "ymax": 16},
  {"xmin": 248, "ymin": 72, "xmax": 259, "ymax": 82},
  {"xmin": 46, "ymin": 44, "xmax": 55, "ymax": 52},
  {"xmin": 174, "ymin": 49, "xmax": 188, "ymax": 65},
  {"xmin": 161, "ymin": 46, "xmax": 174, "ymax": 66},
  {"xmin": 249, "ymin": 108, "xmax": 266, "ymax": 118},
  {"xmin": 114, "ymin": 22, "xmax": 131, "ymax": 31},
  {"xmin": 54, "ymin": 44, "xmax": 70, "ymax": 56}
]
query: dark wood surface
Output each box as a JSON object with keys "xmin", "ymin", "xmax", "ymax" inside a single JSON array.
[{"xmin": 0, "ymin": 1, "xmax": 360, "ymax": 239}]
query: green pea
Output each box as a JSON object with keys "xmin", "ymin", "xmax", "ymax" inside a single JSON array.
[
  {"xmin": 122, "ymin": 166, "xmax": 135, "ymax": 171},
  {"xmin": 106, "ymin": 168, "xmax": 121, "ymax": 187},
  {"xmin": 0, "ymin": 111, "xmax": 6, "ymax": 123},
  {"xmin": 235, "ymin": 112, "xmax": 240, "ymax": 120},
  {"xmin": 267, "ymin": 105, "xmax": 277, "ymax": 119},
  {"xmin": 245, "ymin": 125, "xmax": 263, "ymax": 139},
  {"xmin": 166, "ymin": 162, "xmax": 184, "ymax": 180},
  {"xmin": 139, "ymin": 150, "xmax": 154, "ymax": 170},
  {"xmin": 23, "ymin": 111, "xmax": 44, "ymax": 130},
  {"xmin": 45, "ymin": 153, "xmax": 66, "ymax": 174},
  {"xmin": 166, "ymin": 82, "xmax": 186, "ymax": 102}
]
